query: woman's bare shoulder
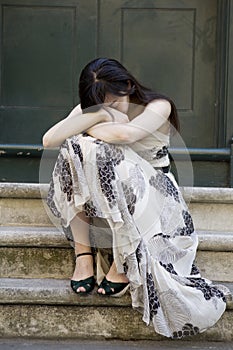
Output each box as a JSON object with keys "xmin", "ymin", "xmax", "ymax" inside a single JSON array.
[
  {"xmin": 146, "ymin": 99, "xmax": 171, "ymax": 116},
  {"xmin": 66, "ymin": 104, "xmax": 82, "ymax": 119}
]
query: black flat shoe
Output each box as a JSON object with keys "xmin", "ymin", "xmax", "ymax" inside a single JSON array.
[
  {"xmin": 70, "ymin": 252, "xmax": 95, "ymax": 295},
  {"xmin": 97, "ymin": 276, "xmax": 129, "ymax": 298}
]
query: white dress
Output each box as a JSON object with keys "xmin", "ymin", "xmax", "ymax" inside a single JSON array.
[{"xmin": 46, "ymin": 131, "xmax": 226, "ymax": 339}]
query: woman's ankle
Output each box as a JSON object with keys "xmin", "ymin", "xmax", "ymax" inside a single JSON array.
[
  {"xmin": 72, "ymin": 253, "xmax": 94, "ymax": 281},
  {"xmin": 106, "ymin": 261, "xmax": 129, "ymax": 283},
  {"xmin": 74, "ymin": 243, "xmax": 92, "ymax": 256}
]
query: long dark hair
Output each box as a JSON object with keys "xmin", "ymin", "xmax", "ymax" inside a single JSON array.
[{"xmin": 79, "ymin": 58, "xmax": 180, "ymax": 132}]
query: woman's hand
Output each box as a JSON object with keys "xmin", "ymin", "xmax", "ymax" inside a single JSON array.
[
  {"xmin": 42, "ymin": 105, "xmax": 114, "ymax": 148},
  {"xmin": 102, "ymin": 107, "xmax": 129, "ymax": 123},
  {"xmin": 86, "ymin": 108, "xmax": 129, "ymax": 140}
]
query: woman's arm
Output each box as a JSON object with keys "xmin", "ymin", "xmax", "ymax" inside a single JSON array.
[
  {"xmin": 42, "ymin": 104, "xmax": 112, "ymax": 148},
  {"xmin": 87, "ymin": 99, "xmax": 171, "ymax": 144}
]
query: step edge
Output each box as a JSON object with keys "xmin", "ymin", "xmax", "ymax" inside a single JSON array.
[
  {"xmin": 0, "ymin": 227, "xmax": 233, "ymax": 251},
  {"xmin": 1, "ymin": 183, "xmax": 233, "ymax": 203},
  {"xmin": 0, "ymin": 278, "xmax": 232, "ymax": 309},
  {"xmin": 197, "ymin": 231, "xmax": 233, "ymax": 252},
  {"xmin": 0, "ymin": 278, "xmax": 131, "ymax": 307},
  {"xmin": 0, "ymin": 226, "xmax": 70, "ymax": 248}
]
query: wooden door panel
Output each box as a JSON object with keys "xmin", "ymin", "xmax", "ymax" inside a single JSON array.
[
  {"xmin": 99, "ymin": 0, "xmax": 218, "ymax": 148},
  {"xmin": 0, "ymin": 0, "xmax": 97, "ymax": 145}
]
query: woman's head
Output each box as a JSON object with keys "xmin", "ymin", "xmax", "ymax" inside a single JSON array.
[
  {"xmin": 79, "ymin": 58, "xmax": 135, "ymax": 111},
  {"xmin": 79, "ymin": 57, "xmax": 180, "ymax": 131}
]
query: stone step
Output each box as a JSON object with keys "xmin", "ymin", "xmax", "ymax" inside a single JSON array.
[
  {"xmin": 0, "ymin": 226, "xmax": 233, "ymax": 282},
  {"xmin": 1, "ymin": 339, "xmax": 232, "ymax": 350},
  {"xmin": 1, "ymin": 183, "xmax": 233, "ymax": 231},
  {"xmin": 0, "ymin": 278, "xmax": 232, "ymax": 341},
  {"xmin": 0, "ymin": 226, "xmax": 73, "ymax": 279},
  {"xmin": 0, "ymin": 183, "xmax": 52, "ymax": 226}
]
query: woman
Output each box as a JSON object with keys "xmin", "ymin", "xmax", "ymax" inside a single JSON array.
[{"xmin": 43, "ymin": 58, "xmax": 226, "ymax": 339}]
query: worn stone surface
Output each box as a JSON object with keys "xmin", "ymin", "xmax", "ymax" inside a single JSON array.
[
  {"xmin": 0, "ymin": 279, "xmax": 231, "ymax": 341},
  {"xmin": 0, "ymin": 198, "xmax": 52, "ymax": 226},
  {"xmin": 1, "ymin": 226, "xmax": 233, "ymax": 251},
  {"xmin": 198, "ymin": 231, "xmax": 233, "ymax": 252},
  {"xmin": 1, "ymin": 199, "xmax": 233, "ymax": 231},
  {"xmin": 1, "ymin": 184, "xmax": 233, "ymax": 230},
  {"xmin": 1, "ymin": 183, "xmax": 233, "ymax": 342},
  {"xmin": 1, "ymin": 339, "xmax": 233, "ymax": 350},
  {"xmin": 0, "ymin": 247, "xmax": 74, "ymax": 279},
  {"xmin": 0, "ymin": 337, "xmax": 233, "ymax": 350},
  {"xmin": 0, "ymin": 304, "xmax": 232, "ymax": 341},
  {"xmin": 0, "ymin": 278, "xmax": 231, "ymax": 308},
  {"xmin": 189, "ymin": 203, "xmax": 233, "ymax": 231},
  {"xmin": 1, "ymin": 183, "xmax": 233, "ymax": 203},
  {"xmin": 180, "ymin": 187, "xmax": 233, "ymax": 204},
  {"xmin": 0, "ymin": 278, "xmax": 132, "ymax": 307},
  {"xmin": 0, "ymin": 183, "xmax": 46, "ymax": 199},
  {"xmin": 1, "ymin": 245, "xmax": 233, "ymax": 281},
  {"xmin": 196, "ymin": 251, "xmax": 233, "ymax": 282},
  {"xmin": 0, "ymin": 226, "xmax": 69, "ymax": 247},
  {"xmin": 0, "ymin": 227, "xmax": 233, "ymax": 280}
]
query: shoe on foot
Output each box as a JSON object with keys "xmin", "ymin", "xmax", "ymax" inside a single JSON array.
[
  {"xmin": 97, "ymin": 276, "xmax": 129, "ymax": 298},
  {"xmin": 70, "ymin": 252, "xmax": 95, "ymax": 295}
]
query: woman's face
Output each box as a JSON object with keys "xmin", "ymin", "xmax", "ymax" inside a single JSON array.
[{"xmin": 104, "ymin": 93, "xmax": 129, "ymax": 114}]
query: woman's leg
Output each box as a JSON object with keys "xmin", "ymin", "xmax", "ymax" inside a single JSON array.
[
  {"xmin": 70, "ymin": 212, "xmax": 128, "ymax": 294},
  {"xmin": 70, "ymin": 212, "xmax": 94, "ymax": 292}
]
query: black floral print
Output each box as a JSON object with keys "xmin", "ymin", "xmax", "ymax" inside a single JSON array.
[
  {"xmin": 96, "ymin": 144, "xmax": 124, "ymax": 208},
  {"xmin": 46, "ymin": 179, "xmax": 61, "ymax": 218},
  {"xmin": 96, "ymin": 157, "xmax": 117, "ymax": 208},
  {"xmin": 160, "ymin": 262, "xmax": 178, "ymax": 275},
  {"xmin": 53, "ymin": 152, "xmax": 73, "ymax": 203},
  {"xmin": 122, "ymin": 183, "xmax": 137, "ymax": 215},
  {"xmin": 59, "ymin": 158, "xmax": 73, "ymax": 202},
  {"xmin": 155, "ymin": 146, "xmax": 168, "ymax": 160},
  {"xmin": 176, "ymin": 210, "xmax": 194, "ymax": 236},
  {"xmin": 172, "ymin": 323, "xmax": 200, "ymax": 339},
  {"xmin": 71, "ymin": 140, "xmax": 83, "ymax": 163},
  {"xmin": 123, "ymin": 262, "xmax": 128, "ymax": 275},
  {"xmin": 191, "ymin": 263, "xmax": 200, "ymax": 276},
  {"xmin": 147, "ymin": 273, "xmax": 160, "ymax": 320},
  {"xmin": 149, "ymin": 172, "xmax": 180, "ymax": 203},
  {"xmin": 84, "ymin": 201, "xmax": 98, "ymax": 217},
  {"xmin": 136, "ymin": 241, "xmax": 143, "ymax": 264},
  {"xmin": 137, "ymin": 146, "xmax": 169, "ymax": 162},
  {"xmin": 187, "ymin": 278, "xmax": 226, "ymax": 302},
  {"xmin": 156, "ymin": 232, "xmax": 170, "ymax": 239},
  {"xmin": 54, "ymin": 153, "xmax": 64, "ymax": 177},
  {"xmin": 62, "ymin": 225, "xmax": 74, "ymax": 243}
]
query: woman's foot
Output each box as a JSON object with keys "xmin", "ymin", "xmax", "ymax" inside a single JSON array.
[
  {"xmin": 97, "ymin": 261, "xmax": 129, "ymax": 296},
  {"xmin": 71, "ymin": 252, "xmax": 95, "ymax": 293}
]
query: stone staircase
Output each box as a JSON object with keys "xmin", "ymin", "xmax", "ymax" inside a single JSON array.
[{"xmin": 0, "ymin": 183, "xmax": 233, "ymax": 341}]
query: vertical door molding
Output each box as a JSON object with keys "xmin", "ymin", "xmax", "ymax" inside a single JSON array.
[
  {"xmin": 216, "ymin": 0, "xmax": 231, "ymax": 147},
  {"xmin": 226, "ymin": 0, "xmax": 233, "ymax": 145}
]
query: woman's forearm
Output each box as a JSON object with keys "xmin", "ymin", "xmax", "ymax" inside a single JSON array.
[
  {"xmin": 87, "ymin": 122, "xmax": 132, "ymax": 144},
  {"xmin": 42, "ymin": 105, "xmax": 110, "ymax": 148},
  {"xmin": 87, "ymin": 99, "xmax": 171, "ymax": 144}
]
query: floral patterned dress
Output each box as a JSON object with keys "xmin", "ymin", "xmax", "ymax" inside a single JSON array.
[{"xmin": 46, "ymin": 132, "xmax": 226, "ymax": 339}]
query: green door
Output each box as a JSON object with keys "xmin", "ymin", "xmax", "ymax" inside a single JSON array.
[
  {"xmin": 0, "ymin": 0, "xmax": 232, "ymax": 186},
  {"xmin": 0, "ymin": 0, "xmax": 97, "ymax": 182}
]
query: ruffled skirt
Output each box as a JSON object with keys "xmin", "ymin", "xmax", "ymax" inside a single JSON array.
[{"xmin": 46, "ymin": 134, "xmax": 226, "ymax": 339}]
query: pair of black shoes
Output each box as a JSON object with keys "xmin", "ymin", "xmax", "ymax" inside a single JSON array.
[{"xmin": 70, "ymin": 252, "xmax": 129, "ymax": 297}]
